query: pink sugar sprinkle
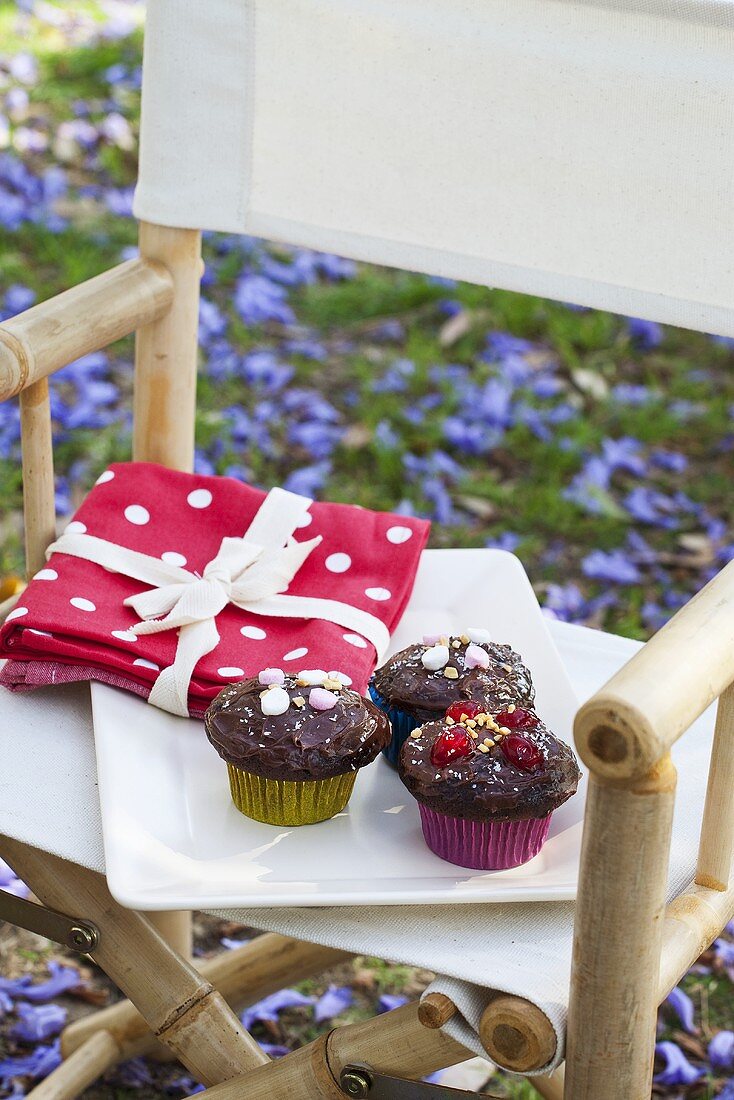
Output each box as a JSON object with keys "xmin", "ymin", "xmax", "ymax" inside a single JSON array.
[
  {"xmin": 258, "ymin": 667, "xmax": 285, "ymax": 686},
  {"xmin": 309, "ymin": 687, "xmax": 338, "ymax": 711},
  {"xmin": 464, "ymin": 643, "xmax": 490, "ymax": 670}
]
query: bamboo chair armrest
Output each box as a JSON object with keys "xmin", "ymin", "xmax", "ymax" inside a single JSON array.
[
  {"xmin": 0, "ymin": 259, "xmax": 174, "ymax": 401},
  {"xmin": 574, "ymin": 559, "xmax": 734, "ymax": 781}
]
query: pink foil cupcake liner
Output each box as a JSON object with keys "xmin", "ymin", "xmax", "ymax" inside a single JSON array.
[{"xmin": 418, "ymin": 805, "xmax": 552, "ymax": 869}]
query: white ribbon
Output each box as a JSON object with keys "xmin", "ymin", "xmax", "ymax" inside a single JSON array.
[{"xmin": 46, "ymin": 487, "xmax": 390, "ymax": 716}]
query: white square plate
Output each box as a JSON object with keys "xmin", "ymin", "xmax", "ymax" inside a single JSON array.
[{"xmin": 93, "ymin": 549, "xmax": 584, "ymax": 909}]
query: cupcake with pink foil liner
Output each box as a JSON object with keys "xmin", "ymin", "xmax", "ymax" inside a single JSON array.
[
  {"xmin": 205, "ymin": 667, "xmax": 390, "ymax": 825},
  {"xmin": 369, "ymin": 628, "xmax": 536, "ymax": 766},
  {"xmin": 398, "ymin": 701, "xmax": 580, "ymax": 870}
]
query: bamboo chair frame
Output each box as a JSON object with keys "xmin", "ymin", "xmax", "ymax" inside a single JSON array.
[{"xmin": 0, "ymin": 219, "xmax": 731, "ymax": 1100}]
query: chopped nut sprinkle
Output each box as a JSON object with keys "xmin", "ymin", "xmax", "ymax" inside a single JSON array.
[
  {"xmin": 499, "ymin": 726, "xmax": 511, "ymax": 735},
  {"xmin": 443, "ymin": 666, "xmax": 459, "ymax": 679},
  {"xmin": 483, "ymin": 738, "xmax": 495, "ymax": 747},
  {"xmin": 292, "ymin": 695, "xmax": 306, "ymax": 708},
  {"xmin": 466, "ymin": 719, "xmax": 477, "ymax": 728},
  {"xmin": 459, "ymin": 634, "xmax": 470, "ymax": 645},
  {"xmin": 468, "ymin": 730, "xmax": 478, "ymax": 739},
  {"xmin": 507, "ymin": 704, "xmax": 516, "ymax": 713},
  {"xmin": 477, "ymin": 743, "xmax": 490, "ymax": 753},
  {"xmin": 410, "ymin": 729, "xmax": 422, "ymax": 739},
  {"xmin": 445, "ymin": 716, "xmax": 455, "ymax": 725},
  {"xmin": 322, "ymin": 677, "xmax": 342, "ymax": 691},
  {"xmin": 452, "ymin": 639, "xmax": 461, "ymax": 648}
]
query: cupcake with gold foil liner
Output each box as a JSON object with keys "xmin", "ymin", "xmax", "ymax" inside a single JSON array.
[
  {"xmin": 205, "ymin": 667, "xmax": 390, "ymax": 826},
  {"xmin": 226, "ymin": 766, "xmax": 356, "ymax": 826}
]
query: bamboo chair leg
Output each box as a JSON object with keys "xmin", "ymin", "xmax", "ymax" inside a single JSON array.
[
  {"xmin": 196, "ymin": 1001, "xmax": 474, "ymax": 1099},
  {"xmin": 565, "ymin": 757, "xmax": 677, "ymax": 1100},
  {"xmin": 25, "ymin": 1032, "xmax": 119, "ymax": 1100},
  {"xmin": 695, "ymin": 682, "xmax": 734, "ymax": 892},
  {"xmin": 0, "ymin": 838, "xmax": 267, "ymax": 1086},
  {"xmin": 62, "ymin": 935, "xmax": 350, "ymax": 1063},
  {"xmin": 147, "ymin": 911, "xmax": 192, "ymax": 960},
  {"xmin": 19, "ymin": 378, "xmax": 56, "ymax": 577},
  {"xmin": 133, "ymin": 222, "xmax": 201, "ymax": 473}
]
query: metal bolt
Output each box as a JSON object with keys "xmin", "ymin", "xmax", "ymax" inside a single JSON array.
[
  {"xmin": 67, "ymin": 924, "xmax": 98, "ymax": 952},
  {"xmin": 340, "ymin": 1068, "xmax": 372, "ymax": 1097}
]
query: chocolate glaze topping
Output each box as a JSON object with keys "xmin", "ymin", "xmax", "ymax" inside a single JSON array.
[
  {"xmin": 399, "ymin": 711, "xmax": 580, "ymax": 822},
  {"xmin": 371, "ymin": 636, "xmax": 534, "ymax": 722},
  {"xmin": 205, "ymin": 675, "xmax": 390, "ymax": 782}
]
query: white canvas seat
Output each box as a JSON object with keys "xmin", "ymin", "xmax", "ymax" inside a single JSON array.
[{"xmin": 1, "ymin": 0, "xmax": 733, "ymax": 1096}]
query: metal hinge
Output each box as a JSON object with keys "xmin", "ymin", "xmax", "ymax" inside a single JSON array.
[
  {"xmin": 340, "ymin": 1065, "xmax": 499, "ymax": 1099},
  {"xmin": 0, "ymin": 889, "xmax": 99, "ymax": 953}
]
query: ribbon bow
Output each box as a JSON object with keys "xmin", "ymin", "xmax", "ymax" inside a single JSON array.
[{"xmin": 46, "ymin": 487, "xmax": 390, "ymax": 716}]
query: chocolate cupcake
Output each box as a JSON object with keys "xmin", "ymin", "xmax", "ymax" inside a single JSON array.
[
  {"xmin": 370, "ymin": 628, "xmax": 535, "ymax": 766},
  {"xmin": 398, "ymin": 703, "xmax": 580, "ymax": 869},
  {"xmin": 205, "ymin": 668, "xmax": 390, "ymax": 826}
]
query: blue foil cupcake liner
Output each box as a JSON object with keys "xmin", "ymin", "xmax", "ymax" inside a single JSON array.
[{"xmin": 368, "ymin": 683, "xmax": 421, "ymax": 767}]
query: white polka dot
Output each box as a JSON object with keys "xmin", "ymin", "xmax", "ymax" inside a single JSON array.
[
  {"xmin": 325, "ymin": 553, "xmax": 351, "ymax": 573},
  {"xmin": 343, "ymin": 633, "xmax": 368, "ymax": 649},
  {"xmin": 133, "ymin": 658, "xmax": 160, "ymax": 671},
  {"xmin": 386, "ymin": 525, "xmax": 413, "ymax": 545},
  {"xmin": 283, "ymin": 647, "xmax": 308, "ymax": 661},
  {"xmin": 111, "ymin": 630, "xmax": 138, "ymax": 642},
  {"xmin": 95, "ymin": 470, "xmax": 114, "ymax": 485},
  {"xmin": 5, "ymin": 606, "xmax": 28, "ymax": 622},
  {"xmin": 64, "ymin": 521, "xmax": 86, "ymax": 535},
  {"xmin": 296, "ymin": 512, "xmax": 313, "ymax": 528},
  {"xmin": 218, "ymin": 666, "xmax": 245, "ymax": 678},
  {"xmin": 34, "ymin": 568, "xmax": 57, "ymax": 581},
  {"xmin": 28, "ymin": 629, "xmax": 52, "ymax": 638},
  {"xmin": 187, "ymin": 488, "xmax": 212, "ymax": 509},
  {"xmin": 241, "ymin": 625, "xmax": 267, "ymax": 640},
  {"xmin": 161, "ymin": 552, "xmax": 187, "ymax": 567},
  {"xmin": 124, "ymin": 504, "xmax": 150, "ymax": 526},
  {"xmin": 365, "ymin": 587, "xmax": 391, "ymax": 601},
  {"xmin": 70, "ymin": 597, "xmax": 96, "ymax": 612}
]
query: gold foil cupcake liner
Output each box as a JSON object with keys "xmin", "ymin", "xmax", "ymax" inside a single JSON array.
[{"xmin": 227, "ymin": 765, "xmax": 356, "ymax": 826}]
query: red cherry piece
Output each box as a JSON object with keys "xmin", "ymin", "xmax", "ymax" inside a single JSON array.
[
  {"xmin": 495, "ymin": 706, "xmax": 538, "ymax": 730},
  {"xmin": 430, "ymin": 727, "xmax": 474, "ymax": 768},
  {"xmin": 500, "ymin": 734, "xmax": 543, "ymax": 772},
  {"xmin": 445, "ymin": 700, "xmax": 483, "ymax": 723}
]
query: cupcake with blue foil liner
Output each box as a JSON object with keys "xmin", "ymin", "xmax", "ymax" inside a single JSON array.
[
  {"xmin": 369, "ymin": 628, "xmax": 535, "ymax": 766},
  {"xmin": 205, "ymin": 668, "xmax": 390, "ymax": 825}
]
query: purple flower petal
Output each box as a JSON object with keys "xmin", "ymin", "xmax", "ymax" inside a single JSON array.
[
  {"xmin": 241, "ymin": 989, "xmax": 315, "ymax": 1031},
  {"xmin": 581, "ymin": 550, "xmax": 641, "ymax": 585},
  {"xmin": 663, "ymin": 986, "xmax": 696, "ymax": 1034},
  {"xmin": 314, "ymin": 985, "xmax": 354, "ymax": 1023},
  {"xmin": 20, "ymin": 962, "xmax": 85, "ymax": 1003},
  {"xmin": 10, "ymin": 1002, "xmax": 67, "ymax": 1042},
  {"xmin": 378, "ymin": 994, "xmax": 408, "ymax": 1013},
  {"xmin": 709, "ymin": 1031, "xmax": 734, "ymax": 1073},
  {"xmin": 221, "ymin": 936, "xmax": 252, "ymax": 951},
  {"xmin": 653, "ymin": 1041, "xmax": 703, "ymax": 1086},
  {"xmin": 258, "ymin": 1042, "xmax": 290, "ymax": 1058},
  {"xmin": 0, "ymin": 1039, "xmax": 61, "ymax": 1083}
]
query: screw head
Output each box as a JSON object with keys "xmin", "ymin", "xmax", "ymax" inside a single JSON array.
[
  {"xmin": 68, "ymin": 925, "xmax": 97, "ymax": 952},
  {"xmin": 340, "ymin": 1068, "xmax": 371, "ymax": 1097}
]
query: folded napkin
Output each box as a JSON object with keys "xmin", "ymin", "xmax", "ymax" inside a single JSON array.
[{"xmin": 0, "ymin": 463, "xmax": 429, "ymax": 716}]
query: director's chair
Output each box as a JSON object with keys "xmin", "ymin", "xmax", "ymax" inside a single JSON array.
[{"xmin": 1, "ymin": 2, "xmax": 733, "ymax": 1098}]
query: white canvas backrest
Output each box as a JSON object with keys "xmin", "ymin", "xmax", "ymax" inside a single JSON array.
[{"xmin": 134, "ymin": 0, "xmax": 734, "ymax": 336}]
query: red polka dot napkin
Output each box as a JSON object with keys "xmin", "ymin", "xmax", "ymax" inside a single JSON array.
[{"xmin": 0, "ymin": 463, "xmax": 429, "ymax": 715}]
